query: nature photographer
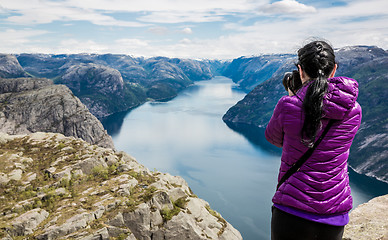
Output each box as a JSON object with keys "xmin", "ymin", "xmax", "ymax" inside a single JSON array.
[{"xmin": 265, "ymin": 40, "xmax": 362, "ymax": 240}]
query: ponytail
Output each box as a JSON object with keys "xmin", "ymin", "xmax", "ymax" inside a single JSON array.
[
  {"xmin": 301, "ymin": 73, "xmax": 328, "ymax": 146},
  {"xmin": 297, "ymin": 41, "xmax": 335, "ymax": 146}
]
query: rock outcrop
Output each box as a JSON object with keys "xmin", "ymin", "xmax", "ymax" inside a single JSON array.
[
  {"xmin": 0, "ymin": 132, "xmax": 242, "ymax": 240},
  {"xmin": 0, "ymin": 77, "xmax": 114, "ymax": 149},
  {"xmin": 343, "ymin": 194, "xmax": 388, "ymax": 240},
  {"xmin": 0, "ymin": 54, "xmax": 28, "ymax": 79}
]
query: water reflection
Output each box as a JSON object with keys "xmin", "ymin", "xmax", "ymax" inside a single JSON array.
[
  {"xmin": 101, "ymin": 110, "xmax": 133, "ymax": 137},
  {"xmin": 103, "ymin": 76, "xmax": 388, "ymax": 240}
]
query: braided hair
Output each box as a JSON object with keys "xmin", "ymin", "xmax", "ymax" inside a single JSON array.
[{"xmin": 297, "ymin": 41, "xmax": 336, "ymax": 146}]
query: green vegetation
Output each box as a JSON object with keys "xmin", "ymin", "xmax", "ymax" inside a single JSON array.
[
  {"xmin": 160, "ymin": 197, "xmax": 189, "ymax": 222},
  {"xmin": 205, "ymin": 205, "xmax": 227, "ymax": 237},
  {"xmin": 0, "ymin": 134, "xmax": 161, "ymax": 238}
]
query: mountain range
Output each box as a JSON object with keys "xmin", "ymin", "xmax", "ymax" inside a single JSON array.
[{"xmin": 16, "ymin": 54, "xmax": 222, "ymax": 119}]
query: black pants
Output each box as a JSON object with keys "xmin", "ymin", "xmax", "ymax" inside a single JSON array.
[{"xmin": 271, "ymin": 207, "xmax": 344, "ymax": 240}]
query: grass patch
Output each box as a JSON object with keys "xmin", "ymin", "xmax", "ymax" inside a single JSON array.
[{"xmin": 205, "ymin": 205, "xmax": 227, "ymax": 237}]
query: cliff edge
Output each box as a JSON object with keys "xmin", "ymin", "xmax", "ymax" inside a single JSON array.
[
  {"xmin": 343, "ymin": 194, "xmax": 388, "ymax": 240},
  {"xmin": 0, "ymin": 132, "xmax": 242, "ymax": 240}
]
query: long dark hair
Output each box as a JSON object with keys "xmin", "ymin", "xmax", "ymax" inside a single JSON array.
[{"xmin": 298, "ymin": 41, "xmax": 336, "ymax": 146}]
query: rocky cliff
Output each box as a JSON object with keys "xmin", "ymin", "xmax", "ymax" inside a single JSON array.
[
  {"xmin": 343, "ymin": 194, "xmax": 388, "ymax": 240},
  {"xmin": 55, "ymin": 63, "xmax": 145, "ymax": 119},
  {"xmin": 0, "ymin": 132, "xmax": 242, "ymax": 240},
  {"xmin": 0, "ymin": 77, "xmax": 114, "ymax": 149},
  {"xmin": 223, "ymin": 46, "xmax": 388, "ymax": 183},
  {"xmin": 0, "ymin": 54, "xmax": 29, "ymax": 79}
]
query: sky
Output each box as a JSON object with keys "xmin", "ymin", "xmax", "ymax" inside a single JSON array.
[{"xmin": 0, "ymin": 0, "xmax": 387, "ymax": 59}]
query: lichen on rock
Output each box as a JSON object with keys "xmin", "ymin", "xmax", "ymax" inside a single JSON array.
[{"xmin": 0, "ymin": 132, "xmax": 242, "ymax": 240}]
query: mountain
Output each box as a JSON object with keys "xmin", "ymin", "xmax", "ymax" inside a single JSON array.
[
  {"xmin": 223, "ymin": 46, "xmax": 388, "ymax": 183},
  {"xmin": 15, "ymin": 54, "xmax": 217, "ymax": 119},
  {"xmin": 0, "ymin": 54, "xmax": 29, "ymax": 79},
  {"xmin": 222, "ymin": 54, "xmax": 295, "ymax": 90},
  {"xmin": 0, "ymin": 131, "xmax": 242, "ymax": 240},
  {"xmin": 0, "ymin": 77, "xmax": 114, "ymax": 149},
  {"xmin": 55, "ymin": 63, "xmax": 146, "ymax": 119}
]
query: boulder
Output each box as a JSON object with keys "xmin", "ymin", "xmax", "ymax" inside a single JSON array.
[
  {"xmin": 343, "ymin": 194, "xmax": 388, "ymax": 240},
  {"xmin": 10, "ymin": 208, "xmax": 49, "ymax": 236}
]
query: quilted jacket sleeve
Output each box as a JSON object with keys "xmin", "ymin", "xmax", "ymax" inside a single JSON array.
[{"xmin": 265, "ymin": 97, "xmax": 286, "ymax": 148}]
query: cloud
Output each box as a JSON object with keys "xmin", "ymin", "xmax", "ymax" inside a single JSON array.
[
  {"xmin": 181, "ymin": 27, "xmax": 193, "ymax": 34},
  {"xmin": 179, "ymin": 38, "xmax": 192, "ymax": 44},
  {"xmin": 2, "ymin": 0, "xmax": 147, "ymax": 27},
  {"xmin": 0, "ymin": 28, "xmax": 49, "ymax": 53},
  {"xmin": 1, "ymin": 0, "xmax": 388, "ymax": 59},
  {"xmin": 261, "ymin": 0, "xmax": 317, "ymax": 14},
  {"xmin": 137, "ymin": 11, "xmax": 224, "ymax": 24},
  {"xmin": 66, "ymin": 0, "xmax": 261, "ymax": 14},
  {"xmin": 58, "ymin": 39, "xmax": 108, "ymax": 53},
  {"xmin": 147, "ymin": 27, "xmax": 169, "ymax": 35},
  {"xmin": 115, "ymin": 38, "xmax": 150, "ymax": 48},
  {"xmin": 2, "ymin": 0, "xmax": 263, "ymax": 25}
]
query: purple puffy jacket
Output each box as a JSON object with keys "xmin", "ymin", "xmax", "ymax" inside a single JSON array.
[{"xmin": 265, "ymin": 76, "xmax": 362, "ymax": 215}]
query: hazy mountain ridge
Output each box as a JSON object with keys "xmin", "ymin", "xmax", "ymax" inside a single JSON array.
[
  {"xmin": 223, "ymin": 45, "xmax": 388, "ymax": 183},
  {"xmin": 15, "ymin": 54, "xmax": 223, "ymax": 119},
  {"xmin": 223, "ymin": 54, "xmax": 295, "ymax": 90}
]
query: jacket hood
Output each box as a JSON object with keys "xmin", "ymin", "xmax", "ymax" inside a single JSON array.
[
  {"xmin": 323, "ymin": 76, "xmax": 359, "ymax": 120},
  {"xmin": 297, "ymin": 76, "xmax": 359, "ymax": 120}
]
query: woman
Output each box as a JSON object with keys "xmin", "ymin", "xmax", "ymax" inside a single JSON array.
[{"xmin": 265, "ymin": 40, "xmax": 362, "ymax": 240}]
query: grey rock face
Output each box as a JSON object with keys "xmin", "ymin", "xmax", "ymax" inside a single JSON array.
[
  {"xmin": 0, "ymin": 77, "xmax": 52, "ymax": 94},
  {"xmin": 343, "ymin": 194, "xmax": 388, "ymax": 240},
  {"xmin": 0, "ymin": 78, "xmax": 114, "ymax": 148},
  {"xmin": 0, "ymin": 54, "xmax": 28, "ymax": 78},
  {"xmin": 10, "ymin": 208, "xmax": 49, "ymax": 236},
  {"xmin": 56, "ymin": 63, "xmax": 144, "ymax": 119},
  {"xmin": 60, "ymin": 63, "xmax": 124, "ymax": 96},
  {"xmin": 0, "ymin": 132, "xmax": 242, "ymax": 240}
]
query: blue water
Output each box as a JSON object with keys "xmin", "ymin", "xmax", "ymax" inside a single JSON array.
[{"xmin": 103, "ymin": 76, "xmax": 388, "ymax": 240}]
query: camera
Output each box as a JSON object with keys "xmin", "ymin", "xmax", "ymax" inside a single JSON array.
[{"xmin": 282, "ymin": 70, "xmax": 302, "ymax": 93}]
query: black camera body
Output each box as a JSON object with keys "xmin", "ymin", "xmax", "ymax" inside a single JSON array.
[{"xmin": 282, "ymin": 70, "xmax": 302, "ymax": 93}]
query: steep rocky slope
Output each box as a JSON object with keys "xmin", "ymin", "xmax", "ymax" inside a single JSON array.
[
  {"xmin": 343, "ymin": 194, "xmax": 388, "ymax": 240},
  {"xmin": 0, "ymin": 77, "xmax": 114, "ymax": 149},
  {"xmin": 0, "ymin": 132, "xmax": 242, "ymax": 240},
  {"xmin": 223, "ymin": 46, "xmax": 388, "ymax": 182},
  {"xmin": 0, "ymin": 54, "xmax": 29, "ymax": 79},
  {"xmin": 56, "ymin": 63, "xmax": 146, "ymax": 119}
]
